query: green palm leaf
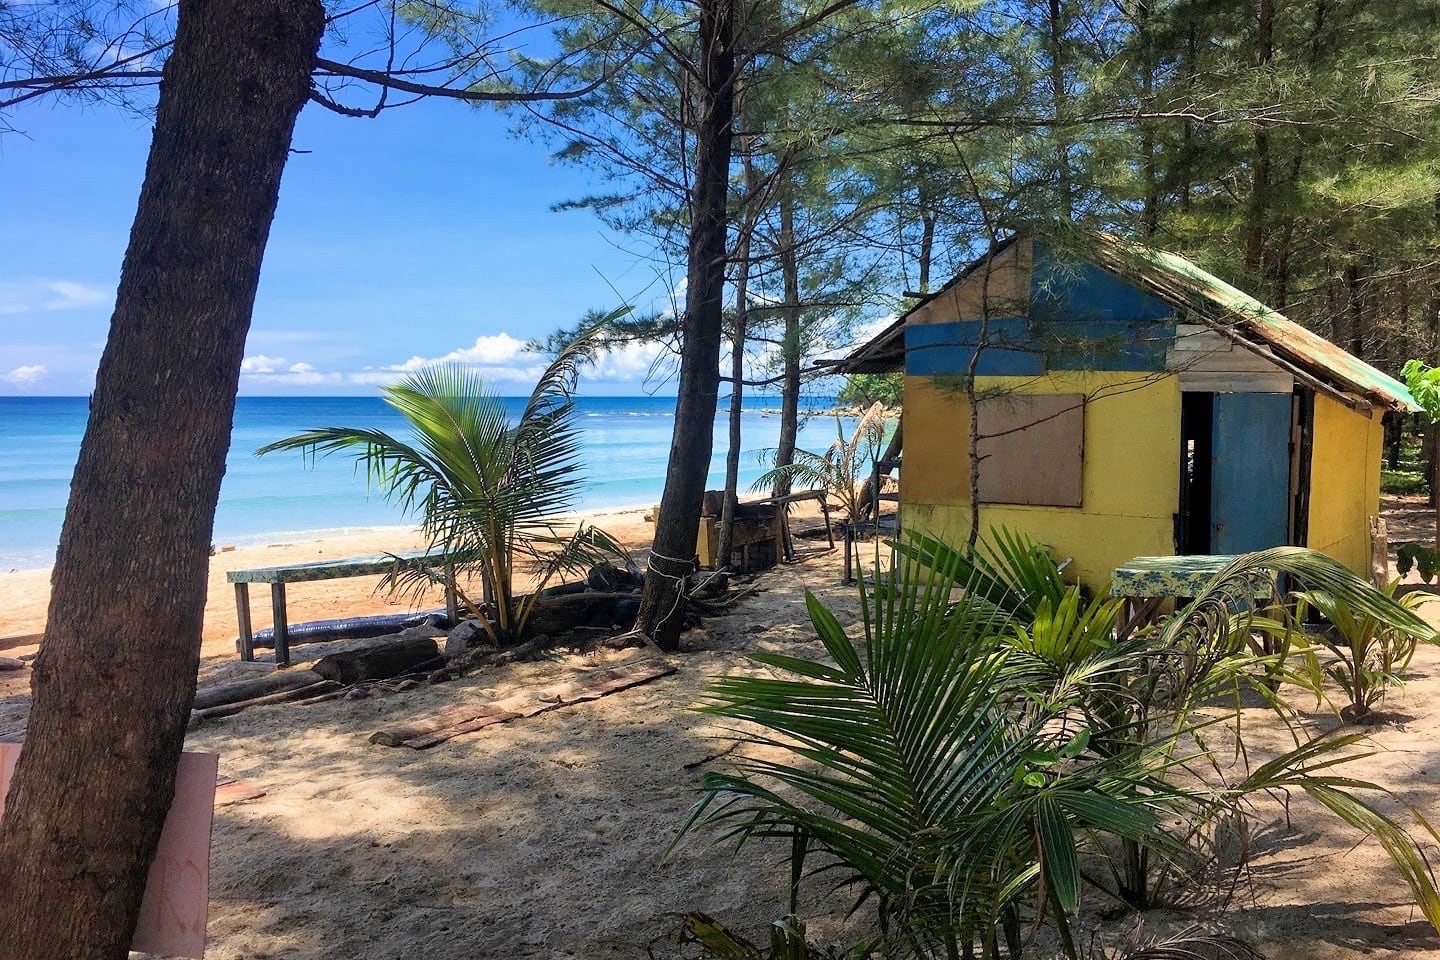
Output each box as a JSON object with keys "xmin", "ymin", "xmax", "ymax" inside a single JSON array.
[{"xmin": 257, "ymin": 327, "xmax": 610, "ymax": 642}]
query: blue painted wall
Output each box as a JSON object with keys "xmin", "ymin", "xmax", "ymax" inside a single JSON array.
[
  {"xmin": 905, "ymin": 319, "xmax": 1044, "ymax": 377},
  {"xmin": 904, "ymin": 242, "xmax": 1179, "ymax": 377}
]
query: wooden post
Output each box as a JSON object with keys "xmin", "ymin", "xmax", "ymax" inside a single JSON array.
[
  {"xmin": 270, "ymin": 583, "xmax": 290, "ymax": 667},
  {"xmin": 234, "ymin": 582, "xmax": 254, "ymax": 661},
  {"xmin": 1370, "ymin": 515, "xmax": 1390, "ymax": 589}
]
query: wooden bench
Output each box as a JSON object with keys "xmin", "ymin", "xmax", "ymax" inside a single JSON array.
[{"xmin": 228, "ymin": 551, "xmax": 458, "ymax": 667}]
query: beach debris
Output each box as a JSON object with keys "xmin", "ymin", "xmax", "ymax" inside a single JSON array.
[
  {"xmin": 312, "ymin": 636, "xmax": 442, "ymax": 685},
  {"xmin": 586, "ymin": 561, "xmax": 643, "ymax": 592},
  {"xmin": 0, "ymin": 656, "xmax": 26, "ymax": 671},
  {"xmin": 370, "ymin": 657, "xmax": 678, "ymax": 749},
  {"xmin": 192, "ymin": 669, "xmax": 327, "ymax": 710},
  {"xmin": 215, "ymin": 777, "xmax": 267, "ymax": 806},
  {"xmin": 445, "ymin": 618, "xmax": 490, "ymax": 658},
  {"xmin": 191, "ymin": 679, "xmax": 342, "ymax": 722},
  {"xmin": 523, "ymin": 591, "xmax": 640, "ymax": 637}
]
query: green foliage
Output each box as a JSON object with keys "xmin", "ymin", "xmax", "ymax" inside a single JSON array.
[
  {"xmin": 1295, "ymin": 581, "xmax": 1435, "ymax": 721},
  {"xmin": 1382, "ymin": 470, "xmax": 1428, "ymax": 496},
  {"xmin": 1396, "ymin": 542, "xmax": 1440, "ymax": 583},
  {"xmin": 752, "ymin": 402, "xmax": 892, "ymax": 525},
  {"xmin": 1403, "ymin": 361, "xmax": 1440, "ymax": 424},
  {"xmin": 258, "ymin": 335, "xmax": 622, "ymax": 644},
  {"xmin": 836, "ymin": 375, "xmax": 902, "ymax": 410},
  {"xmin": 676, "ymin": 531, "xmax": 1440, "ymax": 956}
]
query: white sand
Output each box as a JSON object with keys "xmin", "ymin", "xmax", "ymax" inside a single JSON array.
[{"xmin": 1, "ymin": 503, "xmax": 1438, "ymax": 958}]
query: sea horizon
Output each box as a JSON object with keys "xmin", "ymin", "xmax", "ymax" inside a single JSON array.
[{"xmin": 0, "ymin": 394, "xmax": 858, "ymax": 571}]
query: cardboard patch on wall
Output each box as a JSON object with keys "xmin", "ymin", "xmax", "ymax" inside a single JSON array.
[
  {"xmin": 976, "ymin": 393, "xmax": 1085, "ymax": 507},
  {"xmin": 0, "ymin": 745, "xmax": 218, "ymax": 958}
]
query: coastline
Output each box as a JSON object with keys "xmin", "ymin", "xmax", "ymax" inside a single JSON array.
[{"xmin": 0, "ymin": 503, "xmax": 660, "ymax": 661}]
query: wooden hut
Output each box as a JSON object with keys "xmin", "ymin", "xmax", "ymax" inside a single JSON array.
[{"xmin": 838, "ymin": 232, "xmax": 1417, "ymax": 591}]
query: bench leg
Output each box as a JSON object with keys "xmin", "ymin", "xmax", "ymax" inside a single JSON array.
[
  {"xmin": 271, "ymin": 583, "xmax": 290, "ymax": 668},
  {"xmin": 235, "ymin": 583, "xmax": 254, "ymax": 661}
]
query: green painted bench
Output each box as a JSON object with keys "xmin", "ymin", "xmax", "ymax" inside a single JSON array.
[{"xmin": 227, "ymin": 550, "xmax": 457, "ymax": 667}]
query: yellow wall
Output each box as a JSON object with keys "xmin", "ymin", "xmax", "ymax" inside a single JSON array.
[
  {"xmin": 1306, "ymin": 394, "xmax": 1384, "ymax": 574},
  {"xmin": 902, "ymin": 371, "xmax": 1181, "ymax": 591}
]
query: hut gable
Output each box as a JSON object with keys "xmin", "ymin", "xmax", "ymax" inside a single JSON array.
[{"xmin": 843, "ymin": 232, "xmax": 1417, "ymax": 414}]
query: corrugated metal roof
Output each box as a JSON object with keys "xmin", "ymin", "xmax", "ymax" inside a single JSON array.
[{"xmin": 1089, "ymin": 233, "xmax": 1418, "ymax": 413}]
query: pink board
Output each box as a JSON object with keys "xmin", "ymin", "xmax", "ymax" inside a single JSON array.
[{"xmin": 0, "ymin": 745, "xmax": 218, "ymax": 958}]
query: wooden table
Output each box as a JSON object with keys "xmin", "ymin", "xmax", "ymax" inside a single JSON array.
[
  {"xmin": 754, "ymin": 488, "xmax": 835, "ymax": 563},
  {"xmin": 228, "ymin": 551, "xmax": 457, "ymax": 666},
  {"xmin": 1110, "ymin": 554, "xmax": 1274, "ymax": 639}
]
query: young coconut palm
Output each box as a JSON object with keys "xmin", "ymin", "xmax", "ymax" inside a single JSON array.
[
  {"xmin": 753, "ymin": 402, "xmax": 892, "ymax": 527},
  {"xmin": 258, "ymin": 335, "xmax": 619, "ymax": 645},
  {"xmin": 1294, "ymin": 581, "xmax": 1435, "ymax": 722},
  {"xmin": 675, "ymin": 534, "xmax": 1440, "ymax": 957}
]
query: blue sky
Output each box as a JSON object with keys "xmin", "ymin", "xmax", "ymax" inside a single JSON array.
[{"xmin": 0, "ymin": 91, "xmax": 685, "ymax": 396}]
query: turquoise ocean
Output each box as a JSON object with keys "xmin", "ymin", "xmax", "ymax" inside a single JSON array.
[{"xmin": 0, "ymin": 395, "xmax": 855, "ymax": 571}]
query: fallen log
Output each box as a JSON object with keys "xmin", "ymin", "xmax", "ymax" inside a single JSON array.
[
  {"xmin": 312, "ymin": 636, "xmax": 441, "ymax": 685},
  {"xmin": 371, "ymin": 657, "xmax": 677, "ymax": 749},
  {"xmin": 523, "ymin": 591, "xmax": 639, "ymax": 638},
  {"xmin": 192, "ymin": 669, "xmax": 325, "ymax": 710},
  {"xmin": 191, "ymin": 679, "xmax": 342, "ymax": 721}
]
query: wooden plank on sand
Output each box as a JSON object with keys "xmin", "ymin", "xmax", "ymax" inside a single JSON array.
[{"xmin": 370, "ymin": 658, "xmax": 678, "ymax": 750}]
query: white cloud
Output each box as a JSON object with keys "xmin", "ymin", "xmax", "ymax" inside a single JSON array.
[
  {"xmin": 240, "ymin": 354, "xmax": 287, "ymax": 374},
  {"xmin": 236, "ymin": 330, "xmax": 679, "ymax": 392},
  {"xmin": 586, "ymin": 340, "xmax": 666, "ymax": 382},
  {"xmin": 2, "ymin": 364, "xmax": 47, "ymax": 384},
  {"xmin": 245, "ymin": 369, "xmax": 344, "ymax": 387},
  {"xmin": 411, "ymin": 333, "xmax": 529, "ymax": 368},
  {"xmin": 0, "ymin": 279, "xmax": 108, "ymax": 316}
]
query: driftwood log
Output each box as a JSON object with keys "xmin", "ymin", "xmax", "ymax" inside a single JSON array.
[
  {"xmin": 371, "ymin": 658, "xmax": 677, "ymax": 749},
  {"xmin": 190, "ymin": 679, "xmax": 342, "ymax": 721},
  {"xmin": 312, "ymin": 636, "xmax": 441, "ymax": 685},
  {"xmin": 192, "ymin": 669, "xmax": 325, "ymax": 710}
]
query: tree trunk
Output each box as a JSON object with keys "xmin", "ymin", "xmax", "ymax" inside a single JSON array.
[
  {"xmin": 918, "ymin": 203, "xmax": 936, "ymax": 294},
  {"xmin": 717, "ymin": 147, "xmax": 757, "ymax": 571},
  {"xmin": 0, "ymin": 0, "xmax": 323, "ymax": 953},
  {"xmin": 772, "ymin": 187, "xmax": 802, "ymax": 499},
  {"xmin": 1136, "ymin": 0, "xmax": 1158, "ymax": 236},
  {"xmin": 1244, "ymin": 0, "xmax": 1274, "ymax": 275},
  {"xmin": 635, "ymin": 0, "xmax": 736, "ymax": 652},
  {"xmin": 1048, "ymin": 0, "xmax": 1073, "ymax": 220}
]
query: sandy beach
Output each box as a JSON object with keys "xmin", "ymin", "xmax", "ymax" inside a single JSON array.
[
  {"xmin": 0, "ymin": 501, "xmax": 1438, "ymax": 958},
  {"xmin": 0, "ymin": 504, "xmax": 659, "ymax": 663}
]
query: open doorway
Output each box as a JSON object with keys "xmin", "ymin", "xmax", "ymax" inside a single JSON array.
[{"xmin": 1178, "ymin": 392, "xmax": 1213, "ymax": 554}]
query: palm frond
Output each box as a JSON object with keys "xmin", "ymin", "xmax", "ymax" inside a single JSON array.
[{"xmin": 258, "ymin": 332, "xmax": 607, "ymax": 644}]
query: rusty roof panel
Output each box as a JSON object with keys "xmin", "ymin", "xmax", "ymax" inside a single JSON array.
[{"xmin": 1089, "ymin": 234, "xmax": 1418, "ymax": 413}]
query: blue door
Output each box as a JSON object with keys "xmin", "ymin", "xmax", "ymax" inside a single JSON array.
[{"xmin": 1211, "ymin": 392, "xmax": 1292, "ymax": 554}]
